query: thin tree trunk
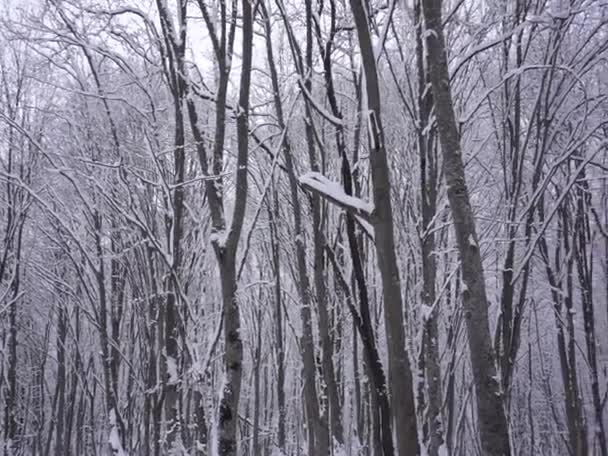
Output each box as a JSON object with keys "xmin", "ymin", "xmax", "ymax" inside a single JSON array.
[
  {"xmin": 54, "ymin": 293, "xmax": 67, "ymax": 456},
  {"xmin": 260, "ymin": 3, "xmax": 327, "ymax": 452},
  {"xmin": 538, "ymin": 204, "xmax": 587, "ymax": 456},
  {"xmin": 3, "ymin": 266, "xmax": 20, "ymax": 456},
  {"xmin": 269, "ymin": 181, "xmax": 286, "ymax": 452},
  {"xmin": 252, "ymin": 301, "xmax": 263, "ymax": 456},
  {"xmin": 413, "ymin": 2, "xmax": 443, "ymax": 453},
  {"xmin": 326, "ymin": 242, "xmax": 394, "ymax": 456},
  {"xmin": 303, "ymin": 2, "xmax": 343, "ymax": 446}
]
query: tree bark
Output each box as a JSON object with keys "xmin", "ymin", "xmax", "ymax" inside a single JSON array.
[
  {"xmin": 269, "ymin": 181, "xmax": 286, "ymax": 452},
  {"xmin": 261, "ymin": 3, "xmax": 328, "ymax": 452},
  {"xmin": 421, "ymin": 0, "xmax": 511, "ymax": 454},
  {"xmin": 573, "ymin": 169, "xmax": 607, "ymax": 455},
  {"xmin": 214, "ymin": 0, "xmax": 252, "ymax": 451},
  {"xmin": 348, "ymin": 1, "xmax": 420, "ymax": 454},
  {"xmin": 414, "ymin": 1, "xmax": 443, "ymax": 453}
]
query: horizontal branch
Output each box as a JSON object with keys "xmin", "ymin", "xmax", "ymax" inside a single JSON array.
[{"xmin": 298, "ymin": 172, "xmax": 375, "ymax": 222}]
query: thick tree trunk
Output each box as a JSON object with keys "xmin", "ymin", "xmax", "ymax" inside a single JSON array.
[
  {"xmin": 421, "ymin": 0, "xmax": 511, "ymax": 454},
  {"xmin": 216, "ymin": 259, "xmax": 242, "ymax": 455},
  {"xmin": 154, "ymin": 0, "xmax": 187, "ymax": 449},
  {"xmin": 213, "ymin": 1, "xmax": 253, "ymax": 453},
  {"xmin": 340, "ymin": 142, "xmax": 394, "ymax": 455},
  {"xmin": 326, "ymin": 233, "xmax": 394, "ymax": 456},
  {"xmin": 348, "ymin": 1, "xmax": 420, "ymax": 454}
]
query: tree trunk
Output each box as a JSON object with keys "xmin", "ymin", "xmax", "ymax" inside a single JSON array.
[
  {"xmin": 414, "ymin": 2, "xmax": 443, "ymax": 453},
  {"xmin": 303, "ymin": 2, "xmax": 343, "ymax": 446},
  {"xmin": 54, "ymin": 293, "xmax": 67, "ymax": 456},
  {"xmin": 348, "ymin": 1, "xmax": 420, "ymax": 454},
  {"xmin": 421, "ymin": 0, "xmax": 511, "ymax": 454},
  {"xmin": 539, "ymin": 203, "xmax": 587, "ymax": 456},
  {"xmin": 213, "ymin": 1, "xmax": 253, "ymax": 453},
  {"xmin": 269, "ymin": 182, "xmax": 286, "ymax": 452},
  {"xmin": 574, "ymin": 171, "xmax": 607, "ymax": 455},
  {"xmin": 261, "ymin": 3, "xmax": 328, "ymax": 452}
]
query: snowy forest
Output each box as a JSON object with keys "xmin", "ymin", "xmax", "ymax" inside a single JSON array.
[{"xmin": 1, "ymin": 0, "xmax": 607, "ymax": 455}]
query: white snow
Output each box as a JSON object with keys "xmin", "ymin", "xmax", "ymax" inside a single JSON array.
[
  {"xmin": 354, "ymin": 215, "xmax": 375, "ymax": 240},
  {"xmin": 209, "ymin": 230, "xmax": 227, "ymax": 248},
  {"xmin": 550, "ymin": 9, "xmax": 571, "ymax": 20},
  {"xmin": 423, "ymin": 28, "xmax": 439, "ymax": 40},
  {"xmin": 108, "ymin": 408, "xmax": 127, "ymax": 456},
  {"xmin": 461, "ymin": 280, "xmax": 469, "ymax": 294},
  {"xmin": 209, "ymin": 376, "xmax": 225, "ymax": 456},
  {"xmin": 468, "ymin": 233, "xmax": 477, "ymax": 248},
  {"xmin": 527, "ymin": 15, "xmax": 548, "ymax": 24},
  {"xmin": 420, "ymin": 303, "xmax": 434, "ymax": 322},
  {"xmin": 270, "ymin": 447, "xmax": 287, "ymax": 456},
  {"xmin": 371, "ymin": 34, "xmax": 381, "ymax": 57},
  {"xmin": 167, "ymin": 356, "xmax": 178, "ymax": 384},
  {"xmin": 333, "ymin": 438, "xmax": 348, "ymax": 456},
  {"xmin": 299, "ymin": 172, "xmax": 375, "ymax": 220}
]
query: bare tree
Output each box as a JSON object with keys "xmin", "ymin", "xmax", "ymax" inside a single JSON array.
[
  {"xmin": 348, "ymin": 1, "xmax": 420, "ymax": 454},
  {"xmin": 420, "ymin": 0, "xmax": 511, "ymax": 454}
]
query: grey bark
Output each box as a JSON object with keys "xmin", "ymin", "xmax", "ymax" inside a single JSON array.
[
  {"xmin": 214, "ymin": 0, "xmax": 253, "ymax": 452},
  {"xmin": 262, "ymin": 3, "xmax": 328, "ymax": 452},
  {"xmin": 420, "ymin": 0, "xmax": 512, "ymax": 454},
  {"xmin": 414, "ymin": 1, "xmax": 443, "ymax": 454},
  {"xmin": 348, "ymin": 1, "xmax": 420, "ymax": 454},
  {"xmin": 268, "ymin": 182, "xmax": 286, "ymax": 451},
  {"xmin": 574, "ymin": 167, "xmax": 607, "ymax": 455},
  {"xmin": 184, "ymin": 0, "xmax": 248, "ymax": 453}
]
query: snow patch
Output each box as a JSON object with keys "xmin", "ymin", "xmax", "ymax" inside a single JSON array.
[
  {"xmin": 371, "ymin": 34, "xmax": 381, "ymax": 57},
  {"xmin": 108, "ymin": 408, "xmax": 127, "ymax": 456},
  {"xmin": 208, "ymin": 375, "xmax": 225, "ymax": 456},
  {"xmin": 354, "ymin": 215, "xmax": 375, "ymax": 240},
  {"xmin": 299, "ymin": 172, "xmax": 375, "ymax": 219},
  {"xmin": 210, "ymin": 230, "xmax": 227, "ymax": 248},
  {"xmin": 269, "ymin": 446, "xmax": 287, "ymax": 456},
  {"xmin": 461, "ymin": 280, "xmax": 469, "ymax": 294},
  {"xmin": 550, "ymin": 9, "xmax": 571, "ymax": 20},
  {"xmin": 420, "ymin": 303, "xmax": 434, "ymax": 322},
  {"xmin": 423, "ymin": 28, "xmax": 439, "ymax": 40},
  {"xmin": 167, "ymin": 356, "xmax": 178, "ymax": 384},
  {"xmin": 468, "ymin": 233, "xmax": 477, "ymax": 248}
]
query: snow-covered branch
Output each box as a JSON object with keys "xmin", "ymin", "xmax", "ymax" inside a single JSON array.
[{"xmin": 298, "ymin": 172, "xmax": 375, "ymax": 222}]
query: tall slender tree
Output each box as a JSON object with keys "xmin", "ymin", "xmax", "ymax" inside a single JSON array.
[{"xmin": 420, "ymin": 0, "xmax": 511, "ymax": 454}]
